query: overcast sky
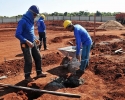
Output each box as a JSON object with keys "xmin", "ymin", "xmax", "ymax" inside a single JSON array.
[{"xmin": 0, "ymin": 0, "xmax": 124, "ymax": 17}]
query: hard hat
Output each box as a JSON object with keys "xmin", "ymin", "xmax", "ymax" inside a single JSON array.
[
  {"xmin": 29, "ymin": 5, "xmax": 39, "ymax": 15},
  {"xmin": 41, "ymin": 14, "xmax": 45, "ymax": 19},
  {"xmin": 63, "ymin": 20, "xmax": 72, "ymax": 28}
]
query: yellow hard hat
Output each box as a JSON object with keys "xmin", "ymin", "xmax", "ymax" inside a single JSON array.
[
  {"xmin": 63, "ymin": 20, "xmax": 72, "ymax": 28},
  {"xmin": 41, "ymin": 14, "xmax": 45, "ymax": 19}
]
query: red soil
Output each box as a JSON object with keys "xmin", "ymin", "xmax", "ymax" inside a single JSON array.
[{"xmin": 0, "ymin": 21, "xmax": 125, "ymax": 100}]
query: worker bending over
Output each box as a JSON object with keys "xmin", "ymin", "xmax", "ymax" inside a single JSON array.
[{"xmin": 63, "ymin": 20, "xmax": 92, "ymax": 74}]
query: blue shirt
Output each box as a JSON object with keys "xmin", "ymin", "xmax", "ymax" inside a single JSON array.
[
  {"xmin": 74, "ymin": 24, "xmax": 92, "ymax": 55},
  {"xmin": 15, "ymin": 11, "xmax": 36, "ymax": 43},
  {"xmin": 37, "ymin": 17, "xmax": 46, "ymax": 33}
]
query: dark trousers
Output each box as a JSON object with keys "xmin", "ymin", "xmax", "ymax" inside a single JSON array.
[
  {"xmin": 38, "ymin": 32, "xmax": 47, "ymax": 50},
  {"xmin": 21, "ymin": 42, "xmax": 42, "ymax": 78}
]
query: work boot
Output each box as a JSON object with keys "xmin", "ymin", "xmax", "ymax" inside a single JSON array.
[
  {"xmin": 24, "ymin": 77, "xmax": 35, "ymax": 82},
  {"xmin": 36, "ymin": 72, "xmax": 47, "ymax": 78},
  {"xmin": 44, "ymin": 48, "xmax": 49, "ymax": 50}
]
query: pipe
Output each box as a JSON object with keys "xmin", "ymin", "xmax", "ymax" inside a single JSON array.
[
  {"xmin": 0, "ymin": 83, "xmax": 81, "ymax": 98},
  {"xmin": 114, "ymin": 48, "xmax": 122, "ymax": 53}
]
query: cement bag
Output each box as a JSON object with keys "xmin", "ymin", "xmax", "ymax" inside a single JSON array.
[
  {"xmin": 68, "ymin": 57, "xmax": 81, "ymax": 74},
  {"xmin": 70, "ymin": 57, "xmax": 81, "ymax": 68},
  {"xmin": 60, "ymin": 56, "xmax": 70, "ymax": 68}
]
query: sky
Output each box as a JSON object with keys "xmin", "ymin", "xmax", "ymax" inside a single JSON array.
[{"xmin": 0, "ymin": 0, "xmax": 125, "ymax": 17}]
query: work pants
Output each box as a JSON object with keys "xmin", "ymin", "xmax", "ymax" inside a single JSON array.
[
  {"xmin": 21, "ymin": 42, "xmax": 42, "ymax": 78},
  {"xmin": 80, "ymin": 45, "xmax": 91, "ymax": 71}
]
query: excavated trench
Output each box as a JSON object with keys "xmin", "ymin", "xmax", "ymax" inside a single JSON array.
[{"xmin": 7, "ymin": 76, "xmax": 84, "ymax": 100}]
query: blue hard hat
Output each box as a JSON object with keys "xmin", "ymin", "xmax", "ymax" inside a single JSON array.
[{"xmin": 28, "ymin": 5, "xmax": 39, "ymax": 14}]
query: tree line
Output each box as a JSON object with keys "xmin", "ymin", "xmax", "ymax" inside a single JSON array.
[
  {"xmin": 0, "ymin": 11, "xmax": 121, "ymax": 18},
  {"xmin": 47, "ymin": 11, "xmax": 119, "ymax": 16}
]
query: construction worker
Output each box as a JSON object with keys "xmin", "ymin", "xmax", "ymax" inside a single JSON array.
[
  {"xmin": 36, "ymin": 14, "xmax": 48, "ymax": 51},
  {"xmin": 15, "ymin": 5, "xmax": 47, "ymax": 82},
  {"xmin": 63, "ymin": 20, "xmax": 92, "ymax": 74}
]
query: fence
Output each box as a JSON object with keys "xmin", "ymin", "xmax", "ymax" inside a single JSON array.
[{"xmin": 0, "ymin": 16, "xmax": 116, "ymax": 23}]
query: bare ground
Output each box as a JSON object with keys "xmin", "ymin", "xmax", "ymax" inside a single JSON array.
[{"xmin": 0, "ymin": 21, "xmax": 125, "ymax": 100}]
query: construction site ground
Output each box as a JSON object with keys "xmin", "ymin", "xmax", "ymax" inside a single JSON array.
[{"xmin": 0, "ymin": 21, "xmax": 125, "ymax": 100}]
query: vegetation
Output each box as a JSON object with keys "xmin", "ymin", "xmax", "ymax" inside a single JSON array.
[
  {"xmin": 0, "ymin": 11, "xmax": 121, "ymax": 18},
  {"xmin": 43, "ymin": 11, "xmax": 120, "ymax": 16}
]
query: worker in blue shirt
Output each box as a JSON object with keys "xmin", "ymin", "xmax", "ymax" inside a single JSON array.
[
  {"xmin": 15, "ymin": 5, "xmax": 47, "ymax": 82},
  {"xmin": 63, "ymin": 20, "xmax": 92, "ymax": 74},
  {"xmin": 37, "ymin": 14, "xmax": 48, "ymax": 50}
]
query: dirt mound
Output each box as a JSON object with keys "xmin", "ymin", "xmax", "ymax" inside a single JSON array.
[
  {"xmin": 45, "ymin": 20, "xmax": 103, "ymax": 32},
  {"xmin": 0, "ymin": 52, "xmax": 62, "ymax": 77},
  {"xmin": 0, "ymin": 22, "xmax": 17, "ymax": 28},
  {"xmin": 92, "ymin": 35, "xmax": 120, "ymax": 42},
  {"xmin": 67, "ymin": 35, "xmax": 120, "ymax": 46},
  {"xmin": 97, "ymin": 20, "xmax": 125, "ymax": 30},
  {"xmin": 51, "ymin": 35, "xmax": 74, "ymax": 43},
  {"xmin": 42, "ymin": 52, "xmax": 62, "ymax": 66},
  {"xmin": 89, "ymin": 56, "xmax": 125, "ymax": 81},
  {"xmin": 51, "ymin": 37, "xmax": 62, "ymax": 43}
]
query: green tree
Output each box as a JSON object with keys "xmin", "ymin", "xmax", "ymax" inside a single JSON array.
[
  {"xmin": 58, "ymin": 13, "xmax": 64, "ymax": 16},
  {"xmin": 79, "ymin": 11, "xmax": 84, "ymax": 16},
  {"xmin": 64, "ymin": 12, "xmax": 67, "ymax": 16},
  {"xmin": 84, "ymin": 12, "xmax": 90, "ymax": 16},
  {"xmin": 95, "ymin": 11, "xmax": 102, "ymax": 16}
]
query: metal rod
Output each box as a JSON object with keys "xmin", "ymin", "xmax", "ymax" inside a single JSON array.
[
  {"xmin": 68, "ymin": 41, "xmax": 74, "ymax": 46},
  {"xmin": 0, "ymin": 83, "xmax": 81, "ymax": 98},
  {"xmin": 94, "ymin": 14, "xmax": 96, "ymax": 42}
]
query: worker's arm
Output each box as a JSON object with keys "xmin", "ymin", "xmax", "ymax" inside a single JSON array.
[
  {"xmin": 26, "ymin": 40, "xmax": 34, "ymax": 48},
  {"xmin": 74, "ymin": 29, "xmax": 81, "ymax": 57},
  {"xmin": 15, "ymin": 20, "xmax": 34, "ymax": 48},
  {"xmin": 15, "ymin": 20, "xmax": 27, "ymax": 43}
]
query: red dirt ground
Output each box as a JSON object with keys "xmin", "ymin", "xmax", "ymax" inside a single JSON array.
[{"xmin": 0, "ymin": 21, "xmax": 125, "ymax": 100}]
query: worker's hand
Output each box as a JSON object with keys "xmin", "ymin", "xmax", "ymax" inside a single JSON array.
[
  {"xmin": 76, "ymin": 55, "xmax": 81, "ymax": 61},
  {"xmin": 35, "ymin": 39, "xmax": 40, "ymax": 45},
  {"xmin": 26, "ymin": 40, "xmax": 34, "ymax": 48}
]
